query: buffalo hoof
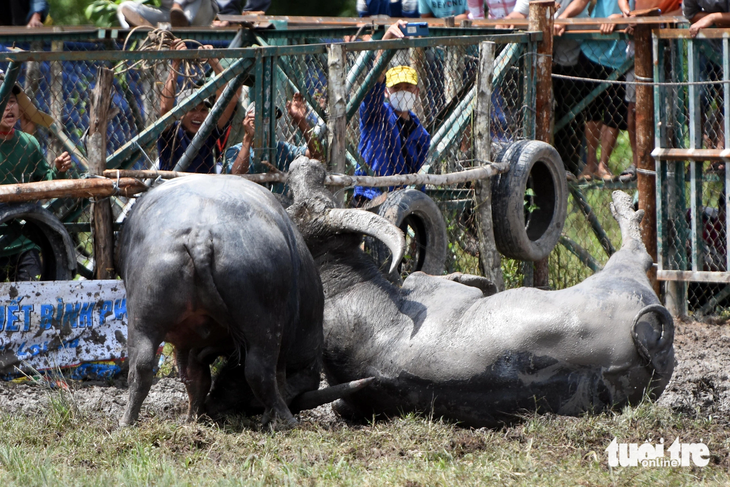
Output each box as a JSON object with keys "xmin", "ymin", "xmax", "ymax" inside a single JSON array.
[{"xmin": 262, "ymin": 412, "xmax": 299, "ymax": 431}]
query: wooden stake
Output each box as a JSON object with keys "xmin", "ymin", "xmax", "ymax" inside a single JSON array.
[
  {"xmin": 529, "ymin": 0, "xmax": 555, "ymax": 289},
  {"xmin": 88, "ymin": 67, "xmax": 115, "ymax": 280},
  {"xmin": 473, "ymin": 41, "xmax": 504, "ymax": 290}
]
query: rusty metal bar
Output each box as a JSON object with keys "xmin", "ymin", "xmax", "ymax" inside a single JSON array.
[
  {"xmin": 654, "ymin": 28, "xmax": 730, "ymax": 39},
  {"xmin": 218, "ymin": 14, "xmax": 686, "ymax": 27},
  {"xmin": 652, "ymin": 148, "xmax": 730, "ymax": 160},
  {"xmin": 635, "ymin": 23, "xmax": 658, "ymax": 294},
  {"xmin": 657, "ymin": 270, "xmax": 730, "ymax": 284},
  {"xmin": 530, "ymin": 0, "xmax": 555, "ymax": 288}
]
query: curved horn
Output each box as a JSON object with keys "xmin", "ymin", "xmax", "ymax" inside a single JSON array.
[
  {"xmin": 631, "ymin": 304, "xmax": 675, "ymax": 376},
  {"xmin": 289, "ymin": 377, "xmax": 375, "ymax": 413},
  {"xmin": 325, "ymin": 209, "xmax": 406, "ymax": 274}
]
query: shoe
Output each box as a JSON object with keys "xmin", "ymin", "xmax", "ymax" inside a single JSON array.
[
  {"xmin": 170, "ymin": 3, "xmax": 190, "ymax": 27},
  {"xmin": 596, "ymin": 164, "xmax": 614, "ymax": 182},
  {"xmin": 618, "ymin": 165, "xmax": 637, "ymax": 182},
  {"xmin": 120, "ymin": 6, "xmax": 153, "ymax": 28}
]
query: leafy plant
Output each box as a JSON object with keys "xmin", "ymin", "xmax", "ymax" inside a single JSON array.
[{"xmin": 85, "ymin": 0, "xmax": 160, "ymax": 27}]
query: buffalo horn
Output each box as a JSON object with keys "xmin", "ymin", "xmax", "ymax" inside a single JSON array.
[
  {"xmin": 289, "ymin": 377, "xmax": 375, "ymax": 413},
  {"xmin": 325, "ymin": 209, "xmax": 406, "ymax": 274}
]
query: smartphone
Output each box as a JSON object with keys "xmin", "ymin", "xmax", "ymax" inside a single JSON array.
[{"xmin": 400, "ymin": 22, "xmax": 429, "ymax": 37}]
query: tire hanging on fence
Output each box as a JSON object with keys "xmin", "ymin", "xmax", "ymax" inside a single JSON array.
[
  {"xmin": 0, "ymin": 203, "xmax": 76, "ymax": 281},
  {"xmin": 368, "ymin": 189, "xmax": 448, "ymax": 280},
  {"xmin": 491, "ymin": 140, "xmax": 568, "ymax": 262}
]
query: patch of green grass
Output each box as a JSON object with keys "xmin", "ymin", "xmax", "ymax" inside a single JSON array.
[{"xmin": 0, "ymin": 385, "xmax": 726, "ymax": 486}]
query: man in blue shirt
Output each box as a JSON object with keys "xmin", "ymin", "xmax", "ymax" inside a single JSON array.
[
  {"xmin": 0, "ymin": 0, "xmax": 48, "ymax": 27},
  {"xmin": 354, "ymin": 61, "xmax": 431, "ymax": 206},
  {"xmin": 157, "ymin": 40, "xmax": 239, "ymax": 173}
]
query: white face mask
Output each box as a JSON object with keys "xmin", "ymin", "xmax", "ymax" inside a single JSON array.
[{"xmin": 389, "ymin": 90, "xmax": 417, "ymax": 113}]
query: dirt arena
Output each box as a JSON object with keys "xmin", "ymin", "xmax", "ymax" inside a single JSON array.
[{"xmin": 0, "ymin": 317, "xmax": 728, "ymax": 426}]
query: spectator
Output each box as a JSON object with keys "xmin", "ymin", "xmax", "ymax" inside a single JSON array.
[
  {"xmin": 117, "ymin": 0, "xmax": 219, "ymax": 28},
  {"xmin": 506, "ymin": 0, "xmax": 589, "ymax": 176},
  {"xmin": 557, "ymin": 0, "xmax": 633, "ymax": 181},
  {"xmin": 358, "ymin": 0, "xmax": 419, "ymax": 17},
  {"xmin": 213, "ymin": 0, "xmax": 271, "ymax": 26},
  {"xmin": 685, "ymin": 0, "xmax": 730, "ymax": 37},
  {"xmin": 485, "ymin": 0, "xmax": 515, "ymax": 19},
  {"xmin": 0, "ymin": 80, "xmax": 73, "ymax": 281},
  {"xmin": 684, "ymin": 0, "xmax": 728, "ymax": 159},
  {"xmin": 353, "ymin": 22, "xmax": 431, "ymax": 207},
  {"xmin": 467, "ymin": 0, "xmax": 485, "ymax": 18},
  {"xmin": 222, "ymin": 94, "xmax": 323, "ymax": 194},
  {"xmin": 157, "ymin": 40, "xmax": 239, "ymax": 173},
  {"xmin": 0, "ymin": 0, "xmax": 49, "ymax": 28},
  {"xmin": 419, "ymin": 0, "xmax": 468, "ymax": 19}
]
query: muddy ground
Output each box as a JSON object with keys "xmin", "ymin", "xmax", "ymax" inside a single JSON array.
[{"xmin": 0, "ymin": 318, "xmax": 728, "ymax": 426}]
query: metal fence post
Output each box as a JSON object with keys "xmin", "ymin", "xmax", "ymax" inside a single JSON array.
[
  {"xmin": 529, "ymin": 0, "xmax": 554, "ymax": 288},
  {"xmin": 474, "ymin": 41, "xmax": 504, "ymax": 291},
  {"xmin": 635, "ymin": 24, "xmax": 659, "ymax": 296},
  {"xmin": 327, "ymin": 44, "xmax": 347, "ymax": 186},
  {"xmin": 88, "ymin": 67, "xmax": 115, "ymax": 280}
]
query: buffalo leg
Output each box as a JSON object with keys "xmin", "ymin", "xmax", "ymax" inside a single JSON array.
[
  {"xmin": 244, "ymin": 346, "xmax": 297, "ymax": 428},
  {"xmin": 175, "ymin": 347, "xmax": 212, "ymax": 421},
  {"xmin": 120, "ymin": 322, "xmax": 160, "ymax": 426}
]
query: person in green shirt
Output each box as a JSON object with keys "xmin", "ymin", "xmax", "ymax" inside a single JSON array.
[{"xmin": 0, "ymin": 82, "xmax": 73, "ymax": 281}]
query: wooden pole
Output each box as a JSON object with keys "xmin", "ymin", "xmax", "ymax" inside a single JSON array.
[
  {"xmin": 88, "ymin": 67, "xmax": 115, "ymax": 280},
  {"xmin": 635, "ymin": 23, "xmax": 659, "ymax": 295},
  {"xmin": 103, "ymin": 163, "xmax": 510, "ymax": 187},
  {"xmin": 529, "ymin": 0, "xmax": 555, "ymax": 288},
  {"xmin": 0, "ymin": 178, "xmax": 148, "ymax": 202},
  {"xmin": 327, "ymin": 44, "xmax": 347, "ymax": 181},
  {"xmin": 50, "ymin": 41, "xmax": 65, "ymax": 164},
  {"xmin": 474, "ymin": 41, "xmax": 504, "ymax": 290}
]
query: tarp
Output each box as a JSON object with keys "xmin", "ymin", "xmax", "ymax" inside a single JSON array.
[{"xmin": 0, "ymin": 279, "xmax": 127, "ymax": 380}]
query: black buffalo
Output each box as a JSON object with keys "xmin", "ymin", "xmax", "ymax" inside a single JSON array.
[
  {"xmin": 117, "ymin": 175, "xmax": 326, "ymax": 428},
  {"xmin": 285, "ymin": 157, "xmax": 674, "ymax": 427}
]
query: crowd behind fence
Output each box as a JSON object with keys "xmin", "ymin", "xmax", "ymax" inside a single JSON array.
[{"xmin": 0, "ymin": 23, "xmax": 728, "ymax": 317}]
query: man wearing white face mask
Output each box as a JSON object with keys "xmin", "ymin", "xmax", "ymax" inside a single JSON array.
[{"xmin": 354, "ymin": 26, "xmax": 431, "ymax": 207}]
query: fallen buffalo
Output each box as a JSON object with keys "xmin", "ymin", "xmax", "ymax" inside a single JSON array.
[
  {"xmin": 118, "ymin": 175, "xmax": 360, "ymax": 428},
  {"xmin": 286, "ymin": 156, "xmax": 675, "ymax": 427}
]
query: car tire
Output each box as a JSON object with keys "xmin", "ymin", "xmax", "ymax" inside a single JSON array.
[
  {"xmin": 369, "ymin": 189, "xmax": 448, "ymax": 279},
  {"xmin": 491, "ymin": 140, "xmax": 568, "ymax": 262},
  {"xmin": 0, "ymin": 203, "xmax": 76, "ymax": 280}
]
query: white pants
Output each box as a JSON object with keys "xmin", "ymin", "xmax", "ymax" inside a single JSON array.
[{"xmin": 117, "ymin": 0, "xmax": 219, "ymax": 28}]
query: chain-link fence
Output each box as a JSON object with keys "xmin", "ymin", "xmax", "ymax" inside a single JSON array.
[
  {"xmin": 653, "ymin": 33, "xmax": 729, "ymax": 315},
  {"xmin": 0, "ymin": 27, "xmax": 535, "ymax": 283},
  {"xmin": 4, "ymin": 25, "xmax": 727, "ymax": 320}
]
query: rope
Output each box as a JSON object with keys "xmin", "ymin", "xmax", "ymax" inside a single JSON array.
[
  {"xmin": 552, "ymin": 72, "xmax": 730, "ymax": 87},
  {"xmin": 114, "ymin": 28, "xmax": 210, "ymax": 97}
]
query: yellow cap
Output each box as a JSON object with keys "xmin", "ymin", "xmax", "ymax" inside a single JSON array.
[{"xmin": 385, "ymin": 66, "xmax": 418, "ymax": 88}]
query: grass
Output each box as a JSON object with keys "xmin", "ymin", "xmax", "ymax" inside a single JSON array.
[{"xmin": 0, "ymin": 383, "xmax": 727, "ymax": 486}]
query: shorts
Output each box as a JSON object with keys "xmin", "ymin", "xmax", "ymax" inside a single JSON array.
[
  {"xmin": 625, "ymin": 69, "xmax": 635, "ymax": 104},
  {"xmin": 580, "ymin": 52, "xmax": 628, "ymax": 131}
]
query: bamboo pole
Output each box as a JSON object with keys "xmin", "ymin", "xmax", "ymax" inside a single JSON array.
[{"xmin": 0, "ymin": 162, "xmax": 511, "ymax": 203}]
